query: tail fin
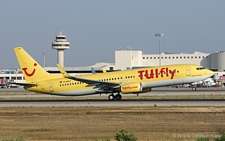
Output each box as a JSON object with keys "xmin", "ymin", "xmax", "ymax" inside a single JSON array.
[{"xmin": 14, "ymin": 47, "xmax": 50, "ymax": 82}]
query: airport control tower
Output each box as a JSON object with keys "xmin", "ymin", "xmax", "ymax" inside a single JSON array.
[{"xmin": 52, "ymin": 32, "xmax": 70, "ymax": 67}]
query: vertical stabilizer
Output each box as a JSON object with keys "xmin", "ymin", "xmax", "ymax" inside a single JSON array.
[{"xmin": 14, "ymin": 47, "xmax": 50, "ymax": 82}]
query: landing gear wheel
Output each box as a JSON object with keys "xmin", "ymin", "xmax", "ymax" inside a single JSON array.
[
  {"xmin": 108, "ymin": 94, "xmax": 115, "ymax": 100},
  {"xmin": 115, "ymin": 94, "xmax": 122, "ymax": 100},
  {"xmin": 192, "ymin": 87, "xmax": 197, "ymax": 91}
]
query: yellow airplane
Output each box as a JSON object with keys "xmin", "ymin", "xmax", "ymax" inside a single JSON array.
[{"xmin": 13, "ymin": 47, "xmax": 214, "ymax": 100}]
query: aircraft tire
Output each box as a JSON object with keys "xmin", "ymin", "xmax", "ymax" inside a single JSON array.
[
  {"xmin": 108, "ymin": 94, "xmax": 115, "ymax": 100},
  {"xmin": 115, "ymin": 94, "xmax": 122, "ymax": 100},
  {"xmin": 192, "ymin": 87, "xmax": 197, "ymax": 91}
]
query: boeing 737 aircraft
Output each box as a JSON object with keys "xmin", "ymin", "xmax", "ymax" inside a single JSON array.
[{"xmin": 13, "ymin": 47, "xmax": 214, "ymax": 100}]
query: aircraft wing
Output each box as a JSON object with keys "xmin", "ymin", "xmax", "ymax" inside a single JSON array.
[
  {"xmin": 71, "ymin": 77, "xmax": 120, "ymax": 90},
  {"xmin": 57, "ymin": 64, "xmax": 120, "ymax": 89}
]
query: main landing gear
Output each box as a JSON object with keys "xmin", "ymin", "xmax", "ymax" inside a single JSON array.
[
  {"xmin": 192, "ymin": 87, "xmax": 197, "ymax": 91},
  {"xmin": 108, "ymin": 92, "xmax": 122, "ymax": 100}
]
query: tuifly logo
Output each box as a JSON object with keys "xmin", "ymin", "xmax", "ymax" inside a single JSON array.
[
  {"xmin": 138, "ymin": 67, "xmax": 176, "ymax": 80},
  {"xmin": 22, "ymin": 63, "xmax": 37, "ymax": 77}
]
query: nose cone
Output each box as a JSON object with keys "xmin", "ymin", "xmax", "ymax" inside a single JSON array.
[{"xmin": 207, "ymin": 69, "xmax": 214, "ymax": 77}]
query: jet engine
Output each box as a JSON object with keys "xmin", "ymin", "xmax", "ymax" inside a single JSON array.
[{"xmin": 120, "ymin": 83, "xmax": 151, "ymax": 94}]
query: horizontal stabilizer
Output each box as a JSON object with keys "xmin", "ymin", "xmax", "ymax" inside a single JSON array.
[{"xmin": 10, "ymin": 82, "xmax": 37, "ymax": 87}]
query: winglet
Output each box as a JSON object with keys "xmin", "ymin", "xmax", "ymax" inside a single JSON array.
[
  {"xmin": 57, "ymin": 64, "xmax": 70, "ymax": 78},
  {"xmin": 102, "ymin": 68, "xmax": 107, "ymax": 73},
  {"xmin": 91, "ymin": 67, "xmax": 96, "ymax": 74}
]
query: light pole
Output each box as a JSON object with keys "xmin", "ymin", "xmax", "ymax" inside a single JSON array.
[
  {"xmin": 43, "ymin": 52, "xmax": 46, "ymax": 67},
  {"xmin": 155, "ymin": 33, "xmax": 164, "ymax": 66}
]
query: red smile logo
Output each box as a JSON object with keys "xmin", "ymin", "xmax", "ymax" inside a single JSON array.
[{"xmin": 22, "ymin": 63, "xmax": 37, "ymax": 77}]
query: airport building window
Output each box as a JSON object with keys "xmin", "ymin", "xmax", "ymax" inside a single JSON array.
[
  {"xmin": 191, "ymin": 56, "xmax": 193, "ymax": 59},
  {"xmin": 143, "ymin": 57, "xmax": 145, "ymax": 59},
  {"xmin": 150, "ymin": 57, "xmax": 152, "ymax": 59},
  {"xmin": 154, "ymin": 57, "xmax": 156, "ymax": 59},
  {"xmin": 180, "ymin": 57, "xmax": 182, "ymax": 59},
  {"xmin": 11, "ymin": 77, "xmax": 22, "ymax": 80},
  {"xmin": 11, "ymin": 77, "xmax": 16, "ymax": 80},
  {"xmin": 56, "ymin": 37, "xmax": 66, "ymax": 39},
  {"xmin": 18, "ymin": 77, "xmax": 22, "ymax": 80},
  {"xmin": 52, "ymin": 44, "xmax": 70, "ymax": 46},
  {"xmin": 176, "ymin": 57, "xmax": 178, "ymax": 59}
]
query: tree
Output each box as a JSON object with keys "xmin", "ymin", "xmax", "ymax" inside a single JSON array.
[{"xmin": 114, "ymin": 128, "xmax": 138, "ymax": 141}]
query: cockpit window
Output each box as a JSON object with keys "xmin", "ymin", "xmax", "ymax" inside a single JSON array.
[{"xmin": 196, "ymin": 67, "xmax": 205, "ymax": 70}]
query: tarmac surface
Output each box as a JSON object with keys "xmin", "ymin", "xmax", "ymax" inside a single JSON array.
[{"xmin": 0, "ymin": 87, "xmax": 225, "ymax": 107}]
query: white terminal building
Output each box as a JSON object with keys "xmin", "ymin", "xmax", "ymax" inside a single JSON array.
[
  {"xmin": 115, "ymin": 49, "xmax": 225, "ymax": 82},
  {"xmin": 2, "ymin": 48, "xmax": 225, "ymax": 87},
  {"xmin": 115, "ymin": 49, "xmax": 225, "ymax": 71},
  {"xmin": 1, "ymin": 32, "xmax": 225, "ymax": 87}
]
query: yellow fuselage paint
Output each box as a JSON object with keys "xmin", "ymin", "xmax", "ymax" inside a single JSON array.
[{"xmin": 25, "ymin": 64, "xmax": 213, "ymax": 94}]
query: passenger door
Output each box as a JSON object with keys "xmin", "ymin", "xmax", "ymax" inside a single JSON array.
[
  {"xmin": 186, "ymin": 67, "xmax": 191, "ymax": 76},
  {"xmin": 49, "ymin": 82, "xmax": 54, "ymax": 92}
]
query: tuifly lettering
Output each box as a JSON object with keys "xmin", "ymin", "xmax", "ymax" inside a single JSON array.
[
  {"xmin": 138, "ymin": 67, "xmax": 176, "ymax": 80},
  {"xmin": 122, "ymin": 86, "xmax": 138, "ymax": 90}
]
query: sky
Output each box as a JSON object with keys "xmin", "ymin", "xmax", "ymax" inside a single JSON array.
[{"xmin": 1, "ymin": 0, "xmax": 225, "ymax": 69}]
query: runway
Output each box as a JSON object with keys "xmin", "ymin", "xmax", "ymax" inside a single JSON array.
[
  {"xmin": 0, "ymin": 87, "xmax": 225, "ymax": 107},
  {"xmin": 1, "ymin": 99, "xmax": 225, "ymax": 107}
]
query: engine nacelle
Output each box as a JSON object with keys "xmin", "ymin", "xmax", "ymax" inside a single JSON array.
[{"xmin": 121, "ymin": 83, "xmax": 151, "ymax": 94}]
